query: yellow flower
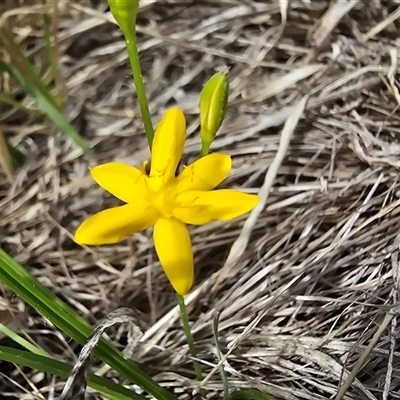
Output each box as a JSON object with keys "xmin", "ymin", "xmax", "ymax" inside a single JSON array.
[{"xmin": 74, "ymin": 107, "xmax": 260, "ymax": 296}]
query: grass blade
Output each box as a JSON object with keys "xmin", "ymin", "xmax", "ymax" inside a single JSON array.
[
  {"xmin": 0, "ymin": 92, "xmax": 41, "ymax": 116},
  {"xmin": 0, "ymin": 248, "xmax": 177, "ymax": 400},
  {"xmin": 5, "ymin": 138, "xmax": 25, "ymax": 169},
  {"xmin": 213, "ymin": 311, "xmax": 229, "ymax": 399},
  {"xmin": 0, "ymin": 322, "xmax": 48, "ymax": 357},
  {"xmin": 0, "ymin": 126, "xmax": 14, "ymax": 180},
  {"xmin": 0, "ymin": 346, "xmax": 146, "ymax": 400},
  {"xmin": 0, "ymin": 27, "xmax": 59, "ymax": 109},
  {"xmin": 228, "ymin": 390, "xmax": 276, "ymax": 400},
  {"xmin": 41, "ymin": 0, "xmax": 62, "ymax": 95},
  {"xmin": 0, "ymin": 58, "xmax": 91, "ymax": 155}
]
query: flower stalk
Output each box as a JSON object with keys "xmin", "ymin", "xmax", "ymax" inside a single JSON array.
[
  {"xmin": 177, "ymin": 294, "xmax": 202, "ymax": 382},
  {"xmin": 125, "ymin": 31, "xmax": 154, "ymax": 148},
  {"xmin": 108, "ymin": 0, "xmax": 154, "ymax": 148}
]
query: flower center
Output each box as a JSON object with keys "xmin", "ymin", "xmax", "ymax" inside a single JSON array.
[{"xmin": 151, "ymin": 184, "xmax": 177, "ymax": 218}]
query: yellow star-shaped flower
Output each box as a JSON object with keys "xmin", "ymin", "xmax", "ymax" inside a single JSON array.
[{"xmin": 74, "ymin": 107, "xmax": 260, "ymax": 295}]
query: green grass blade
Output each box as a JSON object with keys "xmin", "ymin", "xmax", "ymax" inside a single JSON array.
[
  {"xmin": 5, "ymin": 138, "xmax": 26, "ymax": 169},
  {"xmin": 0, "ymin": 92, "xmax": 41, "ymax": 116},
  {"xmin": 228, "ymin": 389, "xmax": 276, "ymax": 400},
  {"xmin": 0, "ymin": 248, "xmax": 177, "ymax": 400},
  {"xmin": 0, "ymin": 322, "xmax": 48, "ymax": 357},
  {"xmin": 0, "ymin": 346, "xmax": 146, "ymax": 400},
  {"xmin": 0, "ymin": 27, "xmax": 59, "ymax": 109},
  {"xmin": 0, "ymin": 59, "xmax": 91, "ymax": 156},
  {"xmin": 41, "ymin": 0, "xmax": 61, "ymax": 94},
  {"xmin": 0, "ymin": 127, "xmax": 14, "ymax": 179}
]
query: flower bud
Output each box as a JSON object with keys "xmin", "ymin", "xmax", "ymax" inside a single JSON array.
[
  {"xmin": 108, "ymin": 0, "xmax": 139, "ymax": 34},
  {"xmin": 199, "ymin": 71, "xmax": 229, "ymax": 156}
]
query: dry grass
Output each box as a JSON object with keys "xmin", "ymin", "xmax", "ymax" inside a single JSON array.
[{"xmin": 1, "ymin": 0, "xmax": 400, "ymax": 399}]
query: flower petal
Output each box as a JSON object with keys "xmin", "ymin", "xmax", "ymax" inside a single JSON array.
[
  {"xmin": 175, "ymin": 153, "xmax": 231, "ymax": 192},
  {"xmin": 149, "ymin": 107, "xmax": 186, "ymax": 192},
  {"xmin": 173, "ymin": 189, "xmax": 260, "ymax": 225},
  {"xmin": 90, "ymin": 162, "xmax": 148, "ymax": 203},
  {"xmin": 74, "ymin": 203, "xmax": 157, "ymax": 245},
  {"xmin": 153, "ymin": 218, "xmax": 194, "ymax": 295}
]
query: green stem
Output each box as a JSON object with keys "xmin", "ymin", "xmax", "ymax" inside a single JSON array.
[
  {"xmin": 199, "ymin": 138, "xmax": 211, "ymax": 158},
  {"xmin": 176, "ymin": 294, "xmax": 202, "ymax": 382},
  {"xmin": 125, "ymin": 29, "xmax": 154, "ymax": 149}
]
